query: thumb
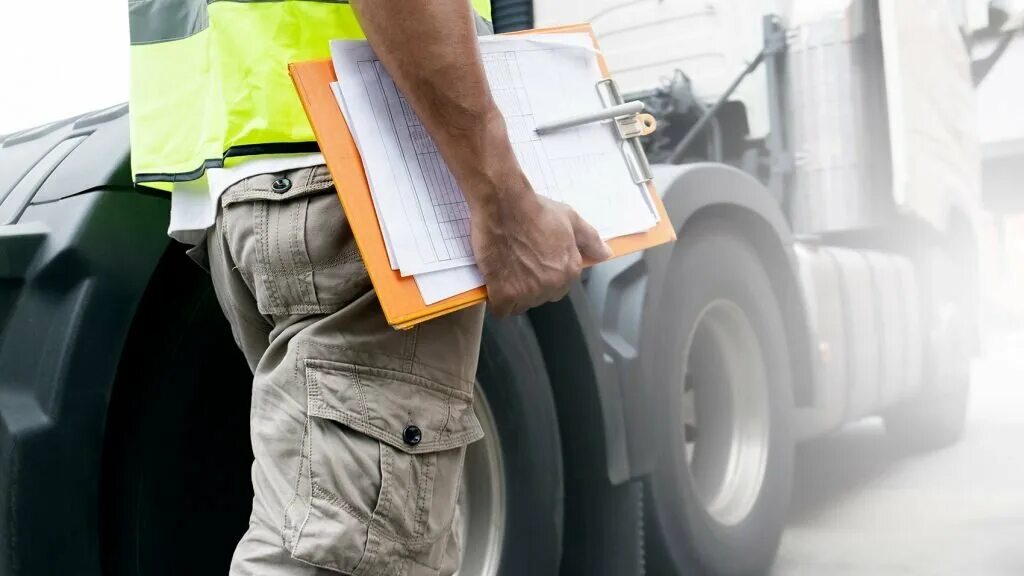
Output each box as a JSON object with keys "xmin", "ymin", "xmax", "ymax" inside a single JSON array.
[{"xmin": 570, "ymin": 210, "xmax": 613, "ymax": 261}]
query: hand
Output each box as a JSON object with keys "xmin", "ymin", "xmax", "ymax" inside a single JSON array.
[
  {"xmin": 470, "ymin": 175, "xmax": 613, "ymax": 317},
  {"xmin": 352, "ymin": 0, "xmax": 613, "ymax": 315}
]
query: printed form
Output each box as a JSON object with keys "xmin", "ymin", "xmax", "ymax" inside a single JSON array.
[{"xmin": 330, "ymin": 34, "xmax": 658, "ymax": 302}]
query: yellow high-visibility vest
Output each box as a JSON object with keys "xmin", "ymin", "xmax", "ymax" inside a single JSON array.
[{"xmin": 129, "ymin": 0, "xmax": 492, "ymax": 189}]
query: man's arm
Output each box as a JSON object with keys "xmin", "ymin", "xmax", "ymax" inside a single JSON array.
[{"xmin": 350, "ymin": 0, "xmax": 612, "ymax": 316}]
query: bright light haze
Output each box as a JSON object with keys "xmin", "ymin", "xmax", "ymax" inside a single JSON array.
[{"xmin": 0, "ymin": 0, "xmax": 128, "ymax": 134}]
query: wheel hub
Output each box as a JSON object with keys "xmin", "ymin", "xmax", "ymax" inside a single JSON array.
[
  {"xmin": 680, "ymin": 299, "xmax": 771, "ymax": 526},
  {"xmin": 453, "ymin": 383, "xmax": 505, "ymax": 576}
]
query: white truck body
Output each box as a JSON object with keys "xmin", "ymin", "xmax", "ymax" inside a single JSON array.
[{"xmin": 537, "ymin": 0, "xmax": 982, "ymax": 234}]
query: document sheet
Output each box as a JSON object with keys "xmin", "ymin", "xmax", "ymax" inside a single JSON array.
[{"xmin": 330, "ymin": 33, "xmax": 659, "ymax": 303}]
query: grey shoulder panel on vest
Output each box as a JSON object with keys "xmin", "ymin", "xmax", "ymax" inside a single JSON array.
[
  {"xmin": 129, "ymin": 0, "xmax": 209, "ymax": 45},
  {"xmin": 129, "ymin": 0, "xmax": 353, "ymax": 45},
  {"xmin": 128, "ymin": 0, "xmax": 489, "ymax": 46},
  {"xmin": 475, "ymin": 12, "xmax": 495, "ymax": 35}
]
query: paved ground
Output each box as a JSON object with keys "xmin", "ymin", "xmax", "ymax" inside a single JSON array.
[{"xmin": 772, "ymin": 332, "xmax": 1024, "ymax": 576}]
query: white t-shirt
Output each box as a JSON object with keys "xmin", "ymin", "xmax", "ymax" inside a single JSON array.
[{"xmin": 168, "ymin": 153, "xmax": 326, "ymax": 245}]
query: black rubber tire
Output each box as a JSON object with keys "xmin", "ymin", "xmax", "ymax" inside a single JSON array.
[
  {"xmin": 100, "ymin": 245, "xmax": 255, "ymax": 576},
  {"xmin": 476, "ymin": 315, "xmax": 565, "ymax": 574},
  {"xmin": 645, "ymin": 218, "xmax": 793, "ymax": 576},
  {"xmin": 559, "ymin": 479, "xmax": 646, "ymax": 576},
  {"xmin": 100, "ymin": 247, "xmax": 563, "ymax": 576},
  {"xmin": 527, "ymin": 298, "xmax": 647, "ymax": 576}
]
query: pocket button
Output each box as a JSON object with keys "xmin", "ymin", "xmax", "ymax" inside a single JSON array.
[
  {"xmin": 272, "ymin": 177, "xmax": 292, "ymax": 193},
  {"xmin": 403, "ymin": 425, "xmax": 422, "ymax": 446}
]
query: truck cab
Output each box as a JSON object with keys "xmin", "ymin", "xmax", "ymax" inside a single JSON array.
[{"xmin": 0, "ymin": 1, "xmax": 994, "ymax": 575}]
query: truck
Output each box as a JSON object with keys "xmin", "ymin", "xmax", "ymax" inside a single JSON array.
[{"xmin": 0, "ymin": 0, "xmax": 998, "ymax": 574}]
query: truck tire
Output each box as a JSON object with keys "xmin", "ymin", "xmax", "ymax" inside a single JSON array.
[
  {"xmin": 645, "ymin": 218, "xmax": 793, "ymax": 576},
  {"xmin": 100, "ymin": 247, "xmax": 563, "ymax": 576},
  {"xmin": 885, "ymin": 250, "xmax": 971, "ymax": 450},
  {"xmin": 469, "ymin": 315, "xmax": 565, "ymax": 575},
  {"xmin": 528, "ymin": 300, "xmax": 647, "ymax": 576}
]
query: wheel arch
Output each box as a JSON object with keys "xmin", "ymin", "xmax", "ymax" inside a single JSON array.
[
  {"xmin": 527, "ymin": 290, "xmax": 630, "ymax": 482},
  {"xmin": 0, "ymin": 191, "xmax": 170, "ymax": 576},
  {"xmin": 0, "ymin": 104, "xmax": 172, "ymax": 575},
  {"xmin": 671, "ymin": 201, "xmax": 816, "ymax": 405},
  {"xmin": 534, "ymin": 163, "xmax": 818, "ymax": 484},
  {"xmin": 598, "ymin": 163, "xmax": 818, "ymax": 480}
]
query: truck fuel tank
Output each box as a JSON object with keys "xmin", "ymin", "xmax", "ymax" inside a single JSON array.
[{"xmin": 793, "ymin": 242, "xmax": 923, "ymax": 438}]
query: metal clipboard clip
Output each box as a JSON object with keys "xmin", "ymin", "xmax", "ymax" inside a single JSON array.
[
  {"xmin": 533, "ymin": 78, "xmax": 657, "ymax": 185},
  {"xmin": 596, "ymin": 79, "xmax": 656, "ymax": 184}
]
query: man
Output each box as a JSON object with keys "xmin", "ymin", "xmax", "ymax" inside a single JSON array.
[{"xmin": 128, "ymin": 0, "xmax": 610, "ymax": 574}]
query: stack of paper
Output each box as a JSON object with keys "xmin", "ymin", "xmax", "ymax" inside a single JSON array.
[{"xmin": 328, "ymin": 34, "xmax": 660, "ymax": 304}]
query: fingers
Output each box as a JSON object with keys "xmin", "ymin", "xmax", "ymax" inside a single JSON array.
[
  {"xmin": 486, "ymin": 285, "xmax": 516, "ymax": 317},
  {"xmin": 569, "ymin": 209, "xmax": 613, "ymax": 261},
  {"xmin": 507, "ymin": 301, "xmax": 529, "ymax": 316},
  {"xmin": 486, "ymin": 282, "xmax": 537, "ymax": 317},
  {"xmin": 549, "ymin": 285, "xmax": 571, "ymax": 303},
  {"xmin": 485, "ymin": 204, "xmax": 613, "ymax": 317},
  {"xmin": 487, "ymin": 273, "xmax": 569, "ymax": 316},
  {"xmin": 489, "ymin": 286, "xmax": 562, "ymax": 317}
]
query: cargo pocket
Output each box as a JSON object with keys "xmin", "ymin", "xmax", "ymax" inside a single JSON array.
[
  {"xmin": 285, "ymin": 359, "xmax": 483, "ymax": 575},
  {"xmin": 219, "ymin": 165, "xmax": 368, "ymax": 317}
]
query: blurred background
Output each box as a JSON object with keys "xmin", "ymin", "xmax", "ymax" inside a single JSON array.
[
  {"xmin": 1, "ymin": 1, "xmax": 1023, "ymax": 575},
  {"xmin": 768, "ymin": 2, "xmax": 1024, "ymax": 572}
]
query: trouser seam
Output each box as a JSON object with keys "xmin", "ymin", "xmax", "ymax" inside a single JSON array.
[
  {"xmin": 351, "ymin": 364, "xmax": 371, "ymax": 426},
  {"xmin": 301, "ymin": 198, "xmax": 318, "ymax": 306},
  {"xmin": 271, "ymin": 202, "xmax": 289, "ymax": 311},
  {"xmin": 301, "ymin": 341, "xmax": 476, "ymax": 388},
  {"xmin": 289, "ymin": 363, "xmax": 321, "ymax": 566},
  {"xmin": 439, "ymin": 387, "xmax": 454, "ymax": 442},
  {"xmin": 290, "ymin": 198, "xmax": 300, "ymax": 306},
  {"xmin": 311, "ymin": 482, "xmax": 374, "ymax": 527},
  {"xmin": 250, "ymin": 249, "xmax": 360, "ymax": 274},
  {"xmin": 282, "ymin": 348, "xmax": 311, "ymax": 551},
  {"xmin": 354, "ymin": 444, "xmax": 391, "ymax": 575},
  {"xmin": 405, "ymin": 327, "xmax": 419, "ymax": 374},
  {"xmin": 256, "ymin": 201, "xmax": 278, "ymax": 312},
  {"xmin": 412, "ymin": 453, "xmax": 433, "ymax": 540}
]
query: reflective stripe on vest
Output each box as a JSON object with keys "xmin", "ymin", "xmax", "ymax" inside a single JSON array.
[{"xmin": 129, "ymin": 0, "xmax": 493, "ymax": 186}]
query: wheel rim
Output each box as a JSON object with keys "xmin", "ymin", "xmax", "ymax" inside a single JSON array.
[
  {"xmin": 454, "ymin": 383, "xmax": 505, "ymax": 576},
  {"xmin": 680, "ymin": 299, "xmax": 771, "ymax": 526}
]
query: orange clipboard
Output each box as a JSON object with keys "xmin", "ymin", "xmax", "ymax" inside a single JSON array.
[{"xmin": 289, "ymin": 23, "xmax": 676, "ymax": 330}]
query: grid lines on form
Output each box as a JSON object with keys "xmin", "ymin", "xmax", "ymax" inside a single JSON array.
[
  {"xmin": 397, "ymin": 95, "xmax": 473, "ymax": 260},
  {"xmin": 362, "ymin": 50, "xmax": 566, "ymax": 267},
  {"xmin": 365, "ymin": 53, "xmax": 472, "ymax": 263},
  {"xmin": 482, "ymin": 52, "xmax": 559, "ymax": 200}
]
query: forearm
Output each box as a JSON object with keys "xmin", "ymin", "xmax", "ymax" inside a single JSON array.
[
  {"xmin": 352, "ymin": 0, "xmax": 610, "ymax": 315},
  {"xmin": 349, "ymin": 0, "xmax": 528, "ymax": 214}
]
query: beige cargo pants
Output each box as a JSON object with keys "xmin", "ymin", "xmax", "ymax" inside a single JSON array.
[{"xmin": 201, "ymin": 165, "xmax": 485, "ymax": 575}]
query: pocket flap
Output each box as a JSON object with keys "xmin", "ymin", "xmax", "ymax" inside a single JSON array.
[{"xmin": 304, "ymin": 359, "xmax": 483, "ymax": 454}]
